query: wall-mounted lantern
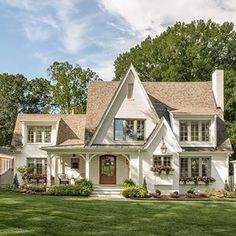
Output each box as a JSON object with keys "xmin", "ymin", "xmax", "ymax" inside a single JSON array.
[{"xmin": 161, "ymin": 136, "xmax": 168, "ymax": 154}]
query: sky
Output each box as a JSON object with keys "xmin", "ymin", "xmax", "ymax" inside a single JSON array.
[{"xmin": 0, "ymin": 0, "xmax": 236, "ymax": 81}]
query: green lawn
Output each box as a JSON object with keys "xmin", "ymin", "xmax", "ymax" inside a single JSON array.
[{"xmin": 0, "ymin": 191, "xmax": 236, "ymax": 236}]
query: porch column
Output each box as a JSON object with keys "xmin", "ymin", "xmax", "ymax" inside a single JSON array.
[
  {"xmin": 231, "ymin": 161, "xmax": 236, "ymax": 190},
  {"xmin": 54, "ymin": 157, "xmax": 59, "ymax": 185},
  {"xmin": 137, "ymin": 149, "xmax": 142, "ymax": 186},
  {"xmin": 47, "ymin": 154, "xmax": 52, "ymax": 187},
  {"xmin": 85, "ymin": 154, "xmax": 90, "ymax": 180}
]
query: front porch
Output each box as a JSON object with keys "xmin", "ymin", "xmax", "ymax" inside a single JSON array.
[{"xmin": 46, "ymin": 152, "xmax": 131, "ymax": 187}]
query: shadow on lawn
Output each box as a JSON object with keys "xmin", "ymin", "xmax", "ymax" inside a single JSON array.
[{"xmin": 0, "ymin": 191, "xmax": 236, "ymax": 236}]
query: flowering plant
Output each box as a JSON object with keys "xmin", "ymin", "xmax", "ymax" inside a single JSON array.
[
  {"xmin": 23, "ymin": 173, "xmax": 47, "ymax": 183},
  {"xmin": 150, "ymin": 165, "xmax": 174, "ymax": 175},
  {"xmin": 179, "ymin": 176, "xmax": 216, "ymax": 185}
]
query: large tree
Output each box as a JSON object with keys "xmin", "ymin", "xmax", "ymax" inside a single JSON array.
[
  {"xmin": 48, "ymin": 61, "xmax": 100, "ymax": 114},
  {"xmin": 22, "ymin": 78, "xmax": 52, "ymax": 114},
  {"xmin": 114, "ymin": 20, "xmax": 236, "ymax": 155},
  {"xmin": 0, "ymin": 74, "xmax": 28, "ymax": 146}
]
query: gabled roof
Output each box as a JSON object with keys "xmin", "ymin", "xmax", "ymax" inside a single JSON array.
[
  {"xmin": 85, "ymin": 81, "xmax": 218, "ymax": 141},
  {"xmin": 12, "ymin": 114, "xmax": 86, "ymax": 148}
]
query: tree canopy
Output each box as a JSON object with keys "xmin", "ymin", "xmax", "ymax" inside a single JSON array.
[
  {"xmin": 114, "ymin": 20, "xmax": 236, "ymax": 156},
  {"xmin": 47, "ymin": 62, "xmax": 100, "ymax": 114}
]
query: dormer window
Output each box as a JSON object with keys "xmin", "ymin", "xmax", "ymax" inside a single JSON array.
[
  {"xmin": 27, "ymin": 126, "xmax": 52, "ymax": 143},
  {"xmin": 180, "ymin": 121, "xmax": 210, "ymax": 142},
  {"xmin": 127, "ymin": 83, "xmax": 134, "ymax": 99}
]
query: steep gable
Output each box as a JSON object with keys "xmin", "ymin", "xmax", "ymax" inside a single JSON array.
[{"xmin": 89, "ymin": 65, "xmax": 158, "ymax": 145}]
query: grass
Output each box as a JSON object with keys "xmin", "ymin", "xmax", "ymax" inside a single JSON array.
[{"xmin": 0, "ymin": 191, "xmax": 236, "ymax": 236}]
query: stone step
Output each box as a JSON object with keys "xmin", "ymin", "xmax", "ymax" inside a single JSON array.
[{"xmin": 91, "ymin": 185, "xmax": 123, "ymax": 198}]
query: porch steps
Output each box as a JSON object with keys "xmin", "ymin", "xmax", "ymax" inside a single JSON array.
[{"xmin": 91, "ymin": 185, "xmax": 123, "ymax": 198}]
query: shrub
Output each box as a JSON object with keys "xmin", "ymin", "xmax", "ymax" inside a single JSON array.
[
  {"xmin": 224, "ymin": 181, "xmax": 230, "ymax": 192},
  {"xmin": 143, "ymin": 178, "xmax": 147, "ymax": 191},
  {"xmin": 155, "ymin": 189, "xmax": 161, "ymax": 195},
  {"xmin": 13, "ymin": 174, "xmax": 19, "ymax": 188},
  {"xmin": 75, "ymin": 178, "xmax": 93, "ymax": 190},
  {"xmin": 187, "ymin": 188, "xmax": 195, "ymax": 194},
  {"xmin": 121, "ymin": 186, "xmax": 147, "ymax": 198},
  {"xmin": 122, "ymin": 179, "xmax": 136, "ymax": 187},
  {"xmin": 48, "ymin": 182, "xmax": 93, "ymax": 196},
  {"xmin": 173, "ymin": 191, "xmax": 179, "ymax": 195},
  {"xmin": 228, "ymin": 192, "xmax": 236, "ymax": 198}
]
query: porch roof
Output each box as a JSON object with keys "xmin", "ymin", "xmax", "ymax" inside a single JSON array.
[{"xmin": 41, "ymin": 144, "xmax": 143, "ymax": 153}]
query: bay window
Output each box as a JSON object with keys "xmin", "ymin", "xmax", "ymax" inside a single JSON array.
[
  {"xmin": 180, "ymin": 120, "xmax": 210, "ymax": 142},
  {"xmin": 114, "ymin": 119, "xmax": 145, "ymax": 141},
  {"xmin": 180, "ymin": 157, "xmax": 211, "ymax": 178},
  {"xmin": 27, "ymin": 126, "xmax": 52, "ymax": 143}
]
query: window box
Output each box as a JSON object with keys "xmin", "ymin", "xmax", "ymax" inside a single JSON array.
[
  {"xmin": 179, "ymin": 176, "xmax": 216, "ymax": 185},
  {"xmin": 151, "ymin": 165, "xmax": 174, "ymax": 175}
]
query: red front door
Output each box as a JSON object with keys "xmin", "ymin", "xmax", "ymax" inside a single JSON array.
[{"xmin": 100, "ymin": 155, "xmax": 116, "ymax": 184}]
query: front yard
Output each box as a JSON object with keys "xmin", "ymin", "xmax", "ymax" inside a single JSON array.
[{"xmin": 0, "ymin": 191, "xmax": 236, "ymax": 236}]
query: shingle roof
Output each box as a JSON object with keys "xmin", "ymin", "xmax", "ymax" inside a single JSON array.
[
  {"xmin": 84, "ymin": 80, "xmax": 231, "ymax": 151},
  {"xmin": 11, "ymin": 114, "xmax": 86, "ymax": 148},
  {"xmin": 0, "ymin": 147, "xmax": 13, "ymax": 158},
  {"xmin": 11, "ymin": 80, "xmax": 232, "ymax": 152}
]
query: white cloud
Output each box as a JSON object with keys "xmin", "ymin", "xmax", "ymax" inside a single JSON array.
[{"xmin": 100, "ymin": 0, "xmax": 236, "ymax": 38}]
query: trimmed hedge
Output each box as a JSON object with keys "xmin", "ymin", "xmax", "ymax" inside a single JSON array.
[
  {"xmin": 121, "ymin": 186, "xmax": 148, "ymax": 198},
  {"xmin": 48, "ymin": 179, "xmax": 93, "ymax": 196}
]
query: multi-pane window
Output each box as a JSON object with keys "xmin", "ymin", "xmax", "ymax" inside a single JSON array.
[
  {"xmin": 191, "ymin": 158, "xmax": 199, "ymax": 177},
  {"xmin": 27, "ymin": 158, "xmax": 47, "ymax": 174},
  {"xmin": 180, "ymin": 157, "xmax": 211, "ymax": 178},
  {"xmin": 71, "ymin": 158, "xmax": 79, "ymax": 169},
  {"xmin": 114, "ymin": 119, "xmax": 145, "ymax": 141},
  {"xmin": 201, "ymin": 121, "xmax": 210, "ymax": 141},
  {"xmin": 202, "ymin": 157, "xmax": 211, "ymax": 176},
  {"xmin": 153, "ymin": 156, "xmax": 171, "ymax": 167},
  {"xmin": 191, "ymin": 122, "xmax": 199, "ymax": 141},
  {"xmin": 27, "ymin": 126, "xmax": 52, "ymax": 143},
  {"xmin": 180, "ymin": 121, "xmax": 188, "ymax": 141},
  {"xmin": 127, "ymin": 83, "xmax": 134, "ymax": 99},
  {"xmin": 126, "ymin": 120, "xmax": 134, "ymax": 141},
  {"xmin": 180, "ymin": 121, "xmax": 211, "ymax": 142},
  {"xmin": 180, "ymin": 158, "xmax": 188, "ymax": 178},
  {"xmin": 2, "ymin": 159, "xmax": 10, "ymax": 172}
]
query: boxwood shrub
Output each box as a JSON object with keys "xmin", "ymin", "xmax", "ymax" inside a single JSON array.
[
  {"xmin": 48, "ymin": 179, "xmax": 93, "ymax": 196},
  {"xmin": 121, "ymin": 186, "xmax": 148, "ymax": 198}
]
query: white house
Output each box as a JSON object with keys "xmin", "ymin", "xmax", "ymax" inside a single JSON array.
[{"xmin": 12, "ymin": 65, "xmax": 232, "ymax": 194}]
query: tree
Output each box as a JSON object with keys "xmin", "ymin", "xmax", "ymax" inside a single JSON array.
[
  {"xmin": 48, "ymin": 62, "xmax": 100, "ymax": 114},
  {"xmin": 0, "ymin": 73, "xmax": 28, "ymax": 146},
  {"xmin": 114, "ymin": 20, "xmax": 236, "ymax": 156},
  {"xmin": 22, "ymin": 78, "xmax": 52, "ymax": 114}
]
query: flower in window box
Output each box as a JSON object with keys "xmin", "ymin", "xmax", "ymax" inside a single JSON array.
[{"xmin": 150, "ymin": 165, "xmax": 174, "ymax": 175}]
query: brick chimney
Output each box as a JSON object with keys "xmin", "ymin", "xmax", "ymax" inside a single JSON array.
[{"xmin": 212, "ymin": 68, "xmax": 224, "ymax": 111}]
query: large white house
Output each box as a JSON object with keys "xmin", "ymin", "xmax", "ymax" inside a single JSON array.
[{"xmin": 12, "ymin": 65, "xmax": 232, "ymax": 194}]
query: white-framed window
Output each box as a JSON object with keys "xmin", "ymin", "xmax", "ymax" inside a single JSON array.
[
  {"xmin": 153, "ymin": 156, "xmax": 171, "ymax": 167},
  {"xmin": 127, "ymin": 83, "xmax": 134, "ymax": 99},
  {"xmin": 114, "ymin": 119, "xmax": 145, "ymax": 141},
  {"xmin": 180, "ymin": 157, "xmax": 211, "ymax": 178},
  {"xmin": 27, "ymin": 126, "xmax": 52, "ymax": 143},
  {"xmin": 27, "ymin": 158, "xmax": 47, "ymax": 174},
  {"xmin": 71, "ymin": 158, "xmax": 79, "ymax": 169},
  {"xmin": 3, "ymin": 159, "xmax": 10, "ymax": 171},
  {"xmin": 179, "ymin": 120, "xmax": 211, "ymax": 142}
]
